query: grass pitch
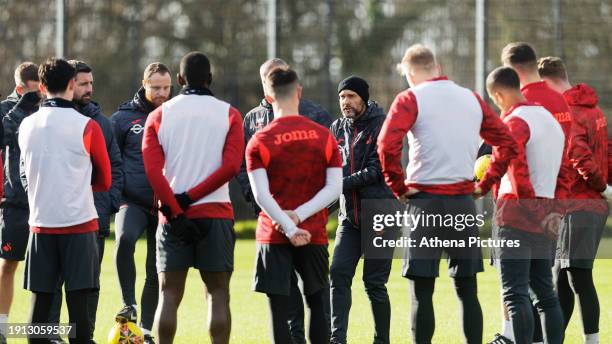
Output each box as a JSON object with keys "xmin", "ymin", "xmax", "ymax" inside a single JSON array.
[{"xmin": 7, "ymin": 237, "xmax": 612, "ymax": 343}]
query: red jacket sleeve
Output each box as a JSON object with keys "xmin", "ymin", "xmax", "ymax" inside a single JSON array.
[
  {"xmin": 609, "ymin": 138, "xmax": 612, "ymax": 185},
  {"xmin": 556, "ymin": 115, "xmax": 574, "ymax": 205},
  {"xmin": 186, "ymin": 107, "xmax": 245, "ymax": 201},
  {"xmin": 569, "ymin": 113, "xmax": 606, "ymax": 192},
  {"xmin": 84, "ymin": 120, "xmax": 111, "ymax": 192},
  {"xmin": 377, "ymin": 90, "xmax": 418, "ymax": 197},
  {"xmin": 476, "ymin": 94, "xmax": 519, "ymax": 195},
  {"xmin": 142, "ymin": 107, "xmax": 183, "ymax": 217}
]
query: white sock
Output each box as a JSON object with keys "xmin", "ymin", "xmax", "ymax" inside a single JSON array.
[
  {"xmin": 502, "ymin": 320, "xmax": 514, "ymax": 340},
  {"xmin": 132, "ymin": 304, "xmax": 137, "ymax": 310},
  {"xmin": 0, "ymin": 314, "xmax": 7, "ymax": 335},
  {"xmin": 141, "ymin": 328, "xmax": 151, "ymax": 336},
  {"xmin": 585, "ymin": 333, "xmax": 599, "ymax": 344}
]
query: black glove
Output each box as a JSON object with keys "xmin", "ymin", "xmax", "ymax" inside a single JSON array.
[
  {"xmin": 15, "ymin": 91, "xmax": 41, "ymax": 113},
  {"xmin": 168, "ymin": 214, "xmax": 198, "ymax": 244},
  {"xmin": 159, "ymin": 204, "xmax": 173, "ymax": 219},
  {"xmin": 175, "ymin": 192, "xmax": 194, "ymax": 211}
]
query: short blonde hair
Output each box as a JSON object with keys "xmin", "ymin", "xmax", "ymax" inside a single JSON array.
[
  {"xmin": 537, "ymin": 56, "xmax": 567, "ymax": 81},
  {"xmin": 397, "ymin": 44, "xmax": 436, "ymax": 74},
  {"xmin": 143, "ymin": 62, "xmax": 170, "ymax": 81}
]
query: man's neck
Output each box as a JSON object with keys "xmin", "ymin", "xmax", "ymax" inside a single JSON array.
[
  {"xmin": 273, "ymin": 107, "xmax": 299, "ymax": 118},
  {"xmin": 519, "ymin": 72, "xmax": 541, "ymax": 88},
  {"xmin": 558, "ymin": 80, "xmax": 572, "ymax": 93},
  {"xmin": 503, "ymin": 93, "xmax": 526, "ymax": 112}
]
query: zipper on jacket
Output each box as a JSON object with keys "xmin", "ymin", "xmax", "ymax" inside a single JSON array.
[{"xmin": 350, "ymin": 126, "xmax": 360, "ymax": 225}]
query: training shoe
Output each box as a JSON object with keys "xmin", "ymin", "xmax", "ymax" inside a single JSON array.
[
  {"xmin": 115, "ymin": 305, "xmax": 138, "ymax": 323},
  {"xmin": 49, "ymin": 338, "xmax": 67, "ymax": 344},
  {"xmin": 144, "ymin": 334, "xmax": 156, "ymax": 344},
  {"xmin": 487, "ymin": 333, "xmax": 514, "ymax": 344}
]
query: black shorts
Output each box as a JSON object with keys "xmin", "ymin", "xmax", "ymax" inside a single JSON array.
[
  {"xmin": 156, "ymin": 218, "xmax": 235, "ymax": 273},
  {"xmin": 402, "ymin": 193, "xmax": 483, "ymax": 279},
  {"xmin": 0, "ymin": 205, "xmax": 30, "ymax": 261},
  {"xmin": 253, "ymin": 243, "xmax": 329, "ymax": 296},
  {"xmin": 24, "ymin": 232, "xmax": 100, "ymax": 293},
  {"xmin": 557, "ymin": 211, "xmax": 607, "ymax": 269}
]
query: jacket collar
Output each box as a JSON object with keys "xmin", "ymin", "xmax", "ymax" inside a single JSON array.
[
  {"xmin": 501, "ymin": 101, "xmax": 539, "ymax": 120},
  {"xmin": 133, "ymin": 87, "xmax": 157, "ymax": 114},
  {"xmin": 6, "ymin": 89, "xmax": 20, "ymax": 102},
  {"xmin": 76, "ymin": 101, "xmax": 101, "ymax": 118},
  {"xmin": 345, "ymin": 100, "xmax": 384, "ymax": 128},
  {"xmin": 180, "ymin": 86, "xmax": 214, "ymax": 96},
  {"xmin": 41, "ymin": 98, "xmax": 76, "ymax": 109},
  {"xmin": 520, "ymin": 80, "xmax": 548, "ymax": 93}
]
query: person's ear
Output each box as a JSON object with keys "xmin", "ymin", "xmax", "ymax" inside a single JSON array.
[
  {"xmin": 264, "ymin": 94, "xmax": 274, "ymax": 104},
  {"xmin": 16, "ymin": 84, "xmax": 24, "ymax": 96},
  {"xmin": 142, "ymin": 79, "xmax": 146, "ymax": 88},
  {"xmin": 38, "ymin": 83, "xmax": 46, "ymax": 95},
  {"xmin": 67, "ymin": 79, "xmax": 75, "ymax": 91},
  {"xmin": 436, "ymin": 63, "xmax": 442, "ymax": 75},
  {"xmin": 208, "ymin": 73, "xmax": 213, "ymax": 86},
  {"xmin": 296, "ymin": 85, "xmax": 302, "ymax": 100},
  {"xmin": 177, "ymin": 73, "xmax": 185, "ymax": 87},
  {"xmin": 494, "ymin": 91, "xmax": 504, "ymax": 106}
]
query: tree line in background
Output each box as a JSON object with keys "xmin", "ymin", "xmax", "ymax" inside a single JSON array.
[{"xmin": 1, "ymin": 0, "xmax": 611, "ymax": 218}]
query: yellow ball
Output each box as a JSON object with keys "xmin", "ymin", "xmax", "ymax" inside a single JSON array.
[
  {"xmin": 108, "ymin": 322, "xmax": 144, "ymax": 344},
  {"xmin": 473, "ymin": 154, "xmax": 492, "ymax": 182}
]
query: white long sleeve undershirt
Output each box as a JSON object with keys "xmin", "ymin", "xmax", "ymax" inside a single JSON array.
[{"xmin": 248, "ymin": 167, "xmax": 343, "ymax": 239}]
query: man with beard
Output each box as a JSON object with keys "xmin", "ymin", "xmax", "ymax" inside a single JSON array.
[
  {"xmin": 237, "ymin": 58, "xmax": 333, "ymax": 344},
  {"xmin": 0, "ymin": 62, "xmax": 40, "ymax": 344},
  {"xmin": 329, "ymin": 76, "xmax": 397, "ymax": 344},
  {"xmin": 111, "ymin": 62, "xmax": 172, "ymax": 343},
  {"xmin": 45, "ymin": 60, "xmax": 123, "ymax": 343}
]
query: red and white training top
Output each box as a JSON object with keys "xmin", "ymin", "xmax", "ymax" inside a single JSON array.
[
  {"xmin": 378, "ymin": 77, "xmax": 517, "ymax": 197},
  {"xmin": 521, "ymin": 81, "xmax": 573, "ymax": 202},
  {"xmin": 246, "ymin": 116, "xmax": 342, "ymax": 245},
  {"xmin": 18, "ymin": 98, "xmax": 111, "ymax": 234},
  {"xmin": 492, "ymin": 102, "xmax": 565, "ymax": 233},
  {"xmin": 142, "ymin": 88, "xmax": 244, "ymax": 222}
]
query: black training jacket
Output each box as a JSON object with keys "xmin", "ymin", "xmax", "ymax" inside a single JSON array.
[
  {"xmin": 1, "ymin": 90, "xmax": 32, "ymax": 208},
  {"xmin": 329, "ymin": 101, "xmax": 395, "ymax": 227},
  {"xmin": 111, "ymin": 88, "xmax": 159, "ymax": 210},
  {"xmin": 79, "ymin": 101, "xmax": 123, "ymax": 233}
]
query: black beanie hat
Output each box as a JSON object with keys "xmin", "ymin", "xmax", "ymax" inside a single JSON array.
[{"xmin": 338, "ymin": 76, "xmax": 369, "ymax": 103}]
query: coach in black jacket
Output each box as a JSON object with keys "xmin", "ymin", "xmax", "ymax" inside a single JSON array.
[{"xmin": 329, "ymin": 76, "xmax": 395, "ymax": 344}]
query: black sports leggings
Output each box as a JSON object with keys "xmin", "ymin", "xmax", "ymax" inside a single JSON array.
[
  {"xmin": 409, "ymin": 276, "xmax": 482, "ymax": 344},
  {"xmin": 114, "ymin": 203, "xmax": 158, "ymax": 330},
  {"xmin": 29, "ymin": 290, "xmax": 91, "ymax": 344},
  {"xmin": 267, "ymin": 288, "xmax": 329, "ymax": 344},
  {"xmin": 556, "ymin": 267, "xmax": 599, "ymax": 334}
]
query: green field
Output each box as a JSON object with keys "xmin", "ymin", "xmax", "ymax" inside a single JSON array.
[{"xmin": 6, "ymin": 237, "xmax": 612, "ymax": 343}]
